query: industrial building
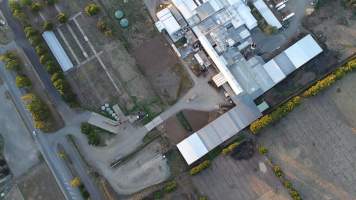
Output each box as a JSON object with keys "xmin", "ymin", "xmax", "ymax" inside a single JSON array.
[{"xmin": 156, "ymin": 0, "xmax": 323, "ymax": 165}]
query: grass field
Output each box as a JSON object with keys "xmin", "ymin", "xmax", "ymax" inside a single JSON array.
[{"xmin": 258, "ymin": 74, "xmax": 356, "ymax": 200}]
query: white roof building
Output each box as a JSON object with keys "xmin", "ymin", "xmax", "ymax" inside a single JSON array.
[
  {"xmin": 284, "ymin": 34, "xmax": 323, "ymax": 68},
  {"xmin": 42, "ymin": 31, "xmax": 74, "ymax": 72},
  {"xmin": 156, "ymin": 8, "xmax": 182, "ymax": 36},
  {"xmin": 253, "ymin": 0, "xmax": 282, "ymax": 29},
  {"xmin": 155, "ymin": 8, "xmax": 182, "ymax": 42}
]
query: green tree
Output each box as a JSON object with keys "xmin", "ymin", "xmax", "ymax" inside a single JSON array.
[
  {"xmin": 5, "ymin": 59, "xmax": 21, "ymax": 71},
  {"xmin": 44, "ymin": 0, "xmax": 56, "ymax": 6},
  {"xmin": 39, "ymin": 54, "xmax": 50, "ymax": 65},
  {"xmin": 20, "ymin": 0, "xmax": 32, "ymax": 7},
  {"xmin": 35, "ymin": 45, "xmax": 46, "ymax": 55},
  {"xmin": 45, "ymin": 61, "xmax": 60, "ymax": 74},
  {"xmin": 9, "ymin": 0, "xmax": 22, "ymax": 12},
  {"xmin": 12, "ymin": 9, "xmax": 27, "ymax": 22},
  {"xmin": 53, "ymin": 79, "xmax": 68, "ymax": 95},
  {"xmin": 16, "ymin": 75, "xmax": 32, "ymax": 88},
  {"xmin": 50, "ymin": 72, "xmax": 64, "ymax": 83},
  {"xmin": 57, "ymin": 12, "xmax": 68, "ymax": 23},
  {"xmin": 24, "ymin": 26, "xmax": 37, "ymax": 38},
  {"xmin": 43, "ymin": 21, "xmax": 53, "ymax": 31},
  {"xmin": 85, "ymin": 3, "xmax": 100, "ymax": 16},
  {"xmin": 30, "ymin": 2, "xmax": 42, "ymax": 12}
]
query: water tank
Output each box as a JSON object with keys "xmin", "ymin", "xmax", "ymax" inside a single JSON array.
[
  {"xmin": 119, "ymin": 18, "xmax": 129, "ymax": 28},
  {"xmin": 115, "ymin": 10, "xmax": 124, "ymax": 20}
]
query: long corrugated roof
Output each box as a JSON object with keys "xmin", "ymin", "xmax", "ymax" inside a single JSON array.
[
  {"xmin": 253, "ymin": 0, "xmax": 282, "ymax": 29},
  {"xmin": 42, "ymin": 31, "xmax": 73, "ymax": 72},
  {"xmin": 177, "ymin": 94, "xmax": 261, "ymax": 165},
  {"xmin": 284, "ymin": 34, "xmax": 323, "ymax": 68}
]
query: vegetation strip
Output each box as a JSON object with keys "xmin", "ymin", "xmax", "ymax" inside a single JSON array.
[
  {"xmin": 250, "ymin": 57, "xmax": 356, "ymax": 134},
  {"xmin": 0, "ymin": 51, "xmax": 54, "ymax": 131}
]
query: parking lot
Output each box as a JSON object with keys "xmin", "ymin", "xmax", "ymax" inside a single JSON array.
[{"xmin": 258, "ymin": 74, "xmax": 356, "ymax": 200}]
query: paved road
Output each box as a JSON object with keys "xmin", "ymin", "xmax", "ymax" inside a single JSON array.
[
  {"xmin": 0, "ymin": 0, "xmax": 73, "ymax": 117},
  {"xmin": 0, "ymin": 61, "xmax": 83, "ymax": 200},
  {"xmin": 0, "ymin": 1, "xmax": 102, "ymax": 199}
]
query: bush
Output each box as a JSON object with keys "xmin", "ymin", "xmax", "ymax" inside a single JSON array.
[
  {"xmin": 258, "ymin": 145, "xmax": 268, "ymax": 155},
  {"xmin": 20, "ymin": 0, "xmax": 32, "ymax": 7},
  {"xmin": 35, "ymin": 45, "xmax": 46, "ymax": 55},
  {"xmin": 16, "ymin": 75, "xmax": 32, "ymax": 88},
  {"xmin": 190, "ymin": 160, "xmax": 210, "ymax": 175},
  {"xmin": 24, "ymin": 26, "xmax": 37, "ymax": 38},
  {"xmin": 164, "ymin": 181, "xmax": 177, "ymax": 193},
  {"xmin": 51, "ymin": 72, "xmax": 64, "ymax": 83},
  {"xmin": 273, "ymin": 165, "xmax": 283, "ymax": 178},
  {"xmin": 199, "ymin": 196, "xmax": 208, "ymax": 200},
  {"xmin": 39, "ymin": 54, "xmax": 50, "ymax": 64},
  {"xmin": 97, "ymin": 18, "xmax": 113, "ymax": 36},
  {"xmin": 44, "ymin": 0, "xmax": 56, "ymax": 5},
  {"xmin": 250, "ymin": 96, "xmax": 301, "ymax": 134},
  {"xmin": 9, "ymin": 0, "xmax": 22, "ymax": 12},
  {"xmin": 85, "ymin": 3, "xmax": 100, "ymax": 16},
  {"xmin": 303, "ymin": 74, "xmax": 336, "ymax": 97},
  {"xmin": 43, "ymin": 21, "xmax": 53, "ymax": 31},
  {"xmin": 57, "ymin": 12, "xmax": 68, "ymax": 23},
  {"xmin": 81, "ymin": 122, "xmax": 94, "ymax": 135},
  {"xmin": 222, "ymin": 142, "xmax": 239, "ymax": 155},
  {"xmin": 30, "ymin": 2, "xmax": 42, "ymax": 12},
  {"xmin": 21, "ymin": 93, "xmax": 51, "ymax": 131},
  {"xmin": 0, "ymin": 51, "xmax": 21, "ymax": 71}
]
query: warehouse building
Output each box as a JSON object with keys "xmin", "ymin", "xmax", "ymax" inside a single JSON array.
[{"xmin": 164, "ymin": 0, "xmax": 323, "ymax": 165}]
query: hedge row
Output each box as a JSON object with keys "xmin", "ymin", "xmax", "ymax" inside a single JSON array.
[
  {"xmin": 222, "ymin": 142, "xmax": 239, "ymax": 155},
  {"xmin": 250, "ymin": 96, "xmax": 301, "ymax": 134},
  {"xmin": 1, "ymin": 51, "xmax": 53, "ymax": 131},
  {"xmin": 273, "ymin": 164, "xmax": 302, "ymax": 200},
  {"xmin": 21, "ymin": 93, "xmax": 52, "ymax": 131},
  {"xmin": 250, "ymin": 57, "xmax": 356, "ymax": 134},
  {"xmin": 303, "ymin": 58, "xmax": 356, "ymax": 97},
  {"xmin": 23, "ymin": 25, "xmax": 78, "ymax": 107},
  {"xmin": 190, "ymin": 160, "xmax": 211, "ymax": 175}
]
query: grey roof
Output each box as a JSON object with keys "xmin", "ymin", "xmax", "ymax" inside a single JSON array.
[
  {"xmin": 42, "ymin": 31, "xmax": 74, "ymax": 72},
  {"xmin": 273, "ymin": 52, "xmax": 296, "ymax": 75},
  {"xmin": 177, "ymin": 93, "xmax": 261, "ymax": 164}
]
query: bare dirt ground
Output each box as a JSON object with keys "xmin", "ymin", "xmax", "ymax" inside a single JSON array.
[
  {"xmin": 303, "ymin": 1, "xmax": 356, "ymax": 60},
  {"xmin": 164, "ymin": 116, "xmax": 189, "ymax": 145},
  {"xmin": 98, "ymin": 0, "xmax": 193, "ymax": 104},
  {"xmin": 182, "ymin": 110, "xmax": 215, "ymax": 132},
  {"xmin": 18, "ymin": 163, "xmax": 64, "ymax": 200},
  {"xmin": 134, "ymin": 36, "xmax": 192, "ymax": 104},
  {"xmin": 106, "ymin": 139, "xmax": 170, "ymax": 195},
  {"xmin": 258, "ymin": 74, "xmax": 356, "ymax": 200},
  {"xmin": 191, "ymin": 154, "xmax": 290, "ymax": 200}
]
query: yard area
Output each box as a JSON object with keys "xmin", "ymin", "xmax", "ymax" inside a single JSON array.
[
  {"xmin": 258, "ymin": 74, "xmax": 356, "ymax": 200},
  {"xmin": 191, "ymin": 154, "xmax": 290, "ymax": 200},
  {"xmin": 98, "ymin": 0, "xmax": 193, "ymax": 104},
  {"xmin": 303, "ymin": 0, "xmax": 356, "ymax": 61},
  {"xmin": 17, "ymin": 163, "xmax": 64, "ymax": 200}
]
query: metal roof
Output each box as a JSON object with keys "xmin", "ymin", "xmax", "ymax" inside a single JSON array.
[
  {"xmin": 177, "ymin": 133, "xmax": 209, "ymax": 165},
  {"xmin": 42, "ymin": 31, "xmax": 73, "ymax": 72},
  {"xmin": 253, "ymin": 0, "xmax": 282, "ymax": 29},
  {"xmin": 156, "ymin": 8, "xmax": 181, "ymax": 36},
  {"xmin": 263, "ymin": 59, "xmax": 286, "ymax": 83},
  {"xmin": 284, "ymin": 34, "xmax": 323, "ymax": 68},
  {"xmin": 177, "ymin": 94, "xmax": 261, "ymax": 165}
]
